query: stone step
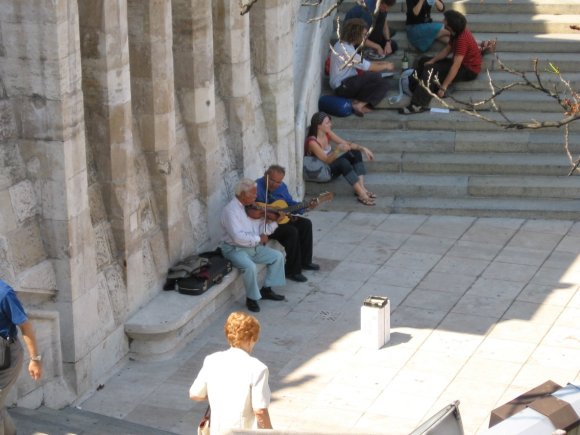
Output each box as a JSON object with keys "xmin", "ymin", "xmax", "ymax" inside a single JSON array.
[
  {"xmin": 331, "ymin": 109, "xmax": 580, "ymax": 132},
  {"xmin": 10, "ymin": 406, "xmax": 177, "ymax": 435},
  {"xmin": 393, "ymin": 196, "xmax": 580, "ymax": 220},
  {"xmin": 332, "ymin": 129, "xmax": 580, "ymax": 155},
  {"xmin": 430, "ymin": 89, "xmax": 566, "ymax": 113},
  {"xmin": 375, "ymin": 88, "xmax": 568, "ymax": 113},
  {"xmin": 306, "ymin": 173, "xmax": 578, "ymax": 199},
  {"xmin": 124, "ymin": 269, "xmax": 244, "ymax": 361},
  {"xmin": 374, "ymin": 152, "xmax": 571, "ymax": 175},
  {"xmin": 388, "ymin": 12, "xmax": 580, "ymax": 34},
  {"xmin": 333, "ymin": 31, "xmax": 580, "ymax": 55},
  {"xmin": 339, "ymin": 0, "xmax": 580, "ymax": 15},
  {"xmin": 309, "ymin": 191, "xmax": 580, "ymax": 220}
]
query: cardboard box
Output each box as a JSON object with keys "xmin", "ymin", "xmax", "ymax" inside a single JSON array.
[{"xmin": 489, "ymin": 381, "xmax": 580, "ymax": 433}]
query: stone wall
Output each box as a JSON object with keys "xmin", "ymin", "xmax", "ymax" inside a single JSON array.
[{"xmin": 0, "ymin": 0, "xmax": 333, "ymax": 407}]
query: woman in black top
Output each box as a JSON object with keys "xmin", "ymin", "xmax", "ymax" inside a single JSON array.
[{"xmin": 405, "ymin": 0, "xmax": 449, "ymax": 52}]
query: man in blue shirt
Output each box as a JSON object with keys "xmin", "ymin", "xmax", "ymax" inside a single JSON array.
[
  {"xmin": 256, "ymin": 165, "xmax": 319, "ymax": 283},
  {"xmin": 0, "ymin": 279, "xmax": 42, "ymax": 433}
]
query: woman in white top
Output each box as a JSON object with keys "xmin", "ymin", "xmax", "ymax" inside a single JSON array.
[
  {"xmin": 330, "ymin": 18, "xmax": 395, "ymax": 116},
  {"xmin": 304, "ymin": 112, "xmax": 376, "ymax": 206},
  {"xmin": 190, "ymin": 312, "xmax": 272, "ymax": 434}
]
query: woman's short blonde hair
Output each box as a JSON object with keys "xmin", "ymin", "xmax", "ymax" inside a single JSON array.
[{"xmin": 224, "ymin": 311, "xmax": 261, "ymax": 348}]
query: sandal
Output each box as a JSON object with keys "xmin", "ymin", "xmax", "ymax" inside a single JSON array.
[
  {"xmin": 357, "ymin": 196, "xmax": 375, "ymax": 206},
  {"xmin": 398, "ymin": 104, "xmax": 426, "ymax": 115}
]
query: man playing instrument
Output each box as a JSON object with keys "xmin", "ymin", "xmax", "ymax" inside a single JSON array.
[
  {"xmin": 256, "ymin": 165, "xmax": 320, "ymax": 283},
  {"xmin": 221, "ymin": 178, "xmax": 286, "ymax": 313}
]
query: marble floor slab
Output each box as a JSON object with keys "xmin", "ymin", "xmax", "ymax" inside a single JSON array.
[{"xmin": 79, "ymin": 213, "xmax": 580, "ymax": 435}]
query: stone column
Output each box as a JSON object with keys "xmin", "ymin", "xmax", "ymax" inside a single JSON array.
[
  {"xmin": 213, "ymin": 0, "xmax": 269, "ymax": 176},
  {"xmin": 250, "ymin": 0, "xmax": 297, "ymax": 181},
  {"xmin": 127, "ymin": 0, "xmax": 182, "ymax": 263},
  {"xmin": 0, "ymin": 0, "xmax": 99, "ymax": 399},
  {"xmin": 78, "ymin": 0, "xmax": 136, "ymax": 269}
]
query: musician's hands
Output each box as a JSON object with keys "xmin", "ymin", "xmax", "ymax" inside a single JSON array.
[{"xmin": 259, "ymin": 234, "xmax": 269, "ymax": 245}]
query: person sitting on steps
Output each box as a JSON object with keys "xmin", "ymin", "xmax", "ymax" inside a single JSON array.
[
  {"xmin": 305, "ymin": 112, "xmax": 376, "ymax": 206},
  {"xmin": 329, "ymin": 18, "xmax": 395, "ymax": 117},
  {"xmin": 256, "ymin": 165, "xmax": 320, "ymax": 284},
  {"xmin": 344, "ymin": 0, "xmax": 399, "ymax": 58},
  {"xmin": 220, "ymin": 179, "xmax": 286, "ymax": 313},
  {"xmin": 400, "ymin": 10, "xmax": 482, "ymax": 114}
]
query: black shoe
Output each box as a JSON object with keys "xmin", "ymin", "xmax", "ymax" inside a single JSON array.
[
  {"xmin": 302, "ymin": 263, "xmax": 320, "ymax": 271},
  {"xmin": 260, "ymin": 287, "xmax": 285, "ymax": 301},
  {"xmin": 286, "ymin": 273, "xmax": 308, "ymax": 283},
  {"xmin": 246, "ymin": 298, "xmax": 260, "ymax": 312}
]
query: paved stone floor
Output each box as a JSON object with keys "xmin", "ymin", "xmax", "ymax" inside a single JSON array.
[{"xmin": 78, "ymin": 212, "xmax": 580, "ymax": 434}]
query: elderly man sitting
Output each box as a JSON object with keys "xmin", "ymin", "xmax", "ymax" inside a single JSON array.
[{"xmin": 220, "ymin": 178, "xmax": 286, "ymax": 313}]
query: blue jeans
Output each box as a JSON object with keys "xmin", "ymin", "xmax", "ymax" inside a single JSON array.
[{"xmin": 221, "ymin": 243, "xmax": 286, "ymax": 301}]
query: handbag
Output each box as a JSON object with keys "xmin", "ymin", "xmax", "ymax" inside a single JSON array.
[
  {"xmin": 303, "ymin": 156, "xmax": 332, "ymax": 182},
  {"xmin": 0, "ymin": 336, "xmax": 11, "ymax": 370},
  {"xmin": 197, "ymin": 405, "xmax": 210, "ymax": 435}
]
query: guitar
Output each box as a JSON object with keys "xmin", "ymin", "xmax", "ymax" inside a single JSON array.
[{"xmin": 254, "ymin": 191, "xmax": 334, "ymax": 225}]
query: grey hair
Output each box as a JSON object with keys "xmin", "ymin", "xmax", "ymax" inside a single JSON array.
[{"xmin": 235, "ymin": 178, "xmax": 256, "ymax": 197}]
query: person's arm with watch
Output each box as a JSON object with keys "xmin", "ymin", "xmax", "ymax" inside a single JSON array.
[{"xmin": 20, "ymin": 320, "xmax": 43, "ymax": 380}]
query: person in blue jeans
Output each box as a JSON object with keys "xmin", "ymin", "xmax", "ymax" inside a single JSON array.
[
  {"xmin": 0, "ymin": 280, "xmax": 43, "ymax": 435},
  {"xmin": 220, "ymin": 179, "xmax": 286, "ymax": 313}
]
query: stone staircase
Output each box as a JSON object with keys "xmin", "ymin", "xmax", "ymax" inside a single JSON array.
[{"xmin": 308, "ymin": 0, "xmax": 580, "ymax": 220}]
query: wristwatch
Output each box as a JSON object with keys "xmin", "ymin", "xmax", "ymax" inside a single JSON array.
[{"xmin": 31, "ymin": 354, "xmax": 42, "ymax": 362}]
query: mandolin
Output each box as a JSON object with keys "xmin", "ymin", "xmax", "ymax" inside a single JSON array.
[{"xmin": 254, "ymin": 191, "xmax": 334, "ymax": 225}]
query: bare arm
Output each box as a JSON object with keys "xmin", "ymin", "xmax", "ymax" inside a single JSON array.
[
  {"xmin": 412, "ymin": 0, "xmax": 425, "ymax": 16},
  {"xmin": 435, "ymin": 0, "xmax": 445, "ymax": 12},
  {"xmin": 367, "ymin": 60, "xmax": 394, "ymax": 72},
  {"xmin": 307, "ymin": 138, "xmax": 340, "ymax": 164},
  {"xmin": 438, "ymin": 54, "xmax": 463, "ymax": 96},
  {"xmin": 364, "ymin": 38, "xmax": 384, "ymax": 55},
  {"xmin": 189, "ymin": 394, "xmax": 207, "ymax": 401},
  {"xmin": 382, "ymin": 19, "xmax": 393, "ymax": 55},
  {"xmin": 19, "ymin": 320, "xmax": 42, "ymax": 381},
  {"xmin": 425, "ymin": 44, "xmax": 452, "ymax": 64},
  {"xmin": 255, "ymin": 408, "xmax": 273, "ymax": 429},
  {"xmin": 327, "ymin": 132, "xmax": 375, "ymax": 161}
]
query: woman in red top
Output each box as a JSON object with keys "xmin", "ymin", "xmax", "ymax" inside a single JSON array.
[{"xmin": 400, "ymin": 10, "xmax": 481, "ymax": 114}]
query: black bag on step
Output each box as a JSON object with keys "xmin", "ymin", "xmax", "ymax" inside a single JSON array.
[{"xmin": 163, "ymin": 248, "xmax": 232, "ymax": 296}]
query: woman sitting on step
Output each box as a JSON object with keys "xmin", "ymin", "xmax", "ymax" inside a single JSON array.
[
  {"xmin": 304, "ymin": 112, "xmax": 376, "ymax": 206},
  {"xmin": 400, "ymin": 10, "xmax": 481, "ymax": 114},
  {"xmin": 330, "ymin": 18, "xmax": 395, "ymax": 117},
  {"xmin": 405, "ymin": 0, "xmax": 450, "ymax": 53}
]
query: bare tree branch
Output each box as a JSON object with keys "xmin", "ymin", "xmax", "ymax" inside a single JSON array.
[{"xmin": 239, "ymin": 0, "xmax": 259, "ymax": 15}]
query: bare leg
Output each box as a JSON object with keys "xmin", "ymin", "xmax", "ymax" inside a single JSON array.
[
  {"xmin": 352, "ymin": 100, "xmax": 373, "ymax": 114},
  {"xmin": 353, "ymin": 180, "xmax": 375, "ymax": 205},
  {"xmin": 436, "ymin": 27, "xmax": 450, "ymax": 45}
]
